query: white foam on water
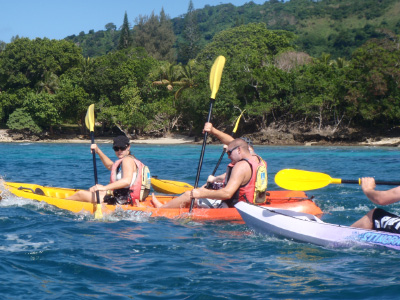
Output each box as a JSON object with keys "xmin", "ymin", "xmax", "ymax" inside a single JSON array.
[{"xmin": 0, "ymin": 233, "xmax": 54, "ymax": 252}]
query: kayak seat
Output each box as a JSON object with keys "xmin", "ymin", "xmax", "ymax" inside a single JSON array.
[{"xmin": 35, "ymin": 188, "xmax": 45, "ymax": 195}]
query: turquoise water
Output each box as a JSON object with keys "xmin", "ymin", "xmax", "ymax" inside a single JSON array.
[{"xmin": 1, "ymin": 142, "xmax": 400, "ymax": 299}]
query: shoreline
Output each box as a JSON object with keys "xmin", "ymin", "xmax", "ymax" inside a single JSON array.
[
  {"xmin": 1, "ymin": 130, "xmax": 400, "ymax": 147},
  {"xmin": 1, "ymin": 136, "xmax": 400, "ymax": 147},
  {"xmin": 0, "ymin": 131, "xmax": 196, "ymax": 145}
]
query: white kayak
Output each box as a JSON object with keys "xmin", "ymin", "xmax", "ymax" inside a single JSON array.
[{"xmin": 235, "ymin": 202, "xmax": 400, "ymax": 251}]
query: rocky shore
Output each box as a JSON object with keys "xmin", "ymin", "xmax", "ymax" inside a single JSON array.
[{"xmin": 1, "ymin": 127, "xmax": 400, "ymax": 147}]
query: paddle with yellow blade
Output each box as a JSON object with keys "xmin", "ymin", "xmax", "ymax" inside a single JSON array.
[
  {"xmin": 189, "ymin": 55, "xmax": 226, "ymax": 212},
  {"xmin": 275, "ymin": 169, "xmax": 400, "ymax": 191},
  {"xmin": 85, "ymin": 104, "xmax": 103, "ymax": 219},
  {"xmin": 151, "ymin": 110, "xmax": 245, "ymax": 194}
]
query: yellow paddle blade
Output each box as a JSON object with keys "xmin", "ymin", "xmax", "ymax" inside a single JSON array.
[
  {"xmin": 94, "ymin": 203, "xmax": 103, "ymax": 219},
  {"xmin": 232, "ymin": 110, "xmax": 245, "ymax": 134},
  {"xmin": 209, "ymin": 56, "xmax": 226, "ymax": 99},
  {"xmin": 275, "ymin": 169, "xmax": 338, "ymax": 191},
  {"xmin": 85, "ymin": 104, "xmax": 95, "ymax": 132}
]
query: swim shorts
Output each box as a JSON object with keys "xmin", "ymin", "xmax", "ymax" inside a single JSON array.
[{"xmin": 372, "ymin": 208, "xmax": 400, "ymax": 234}]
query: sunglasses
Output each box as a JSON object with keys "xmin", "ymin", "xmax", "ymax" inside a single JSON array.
[
  {"xmin": 226, "ymin": 146, "xmax": 239, "ymax": 156},
  {"xmin": 113, "ymin": 146, "xmax": 128, "ymax": 151}
]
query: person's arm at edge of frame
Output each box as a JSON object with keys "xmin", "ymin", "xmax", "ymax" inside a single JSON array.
[{"xmin": 362, "ymin": 177, "xmax": 400, "ymax": 206}]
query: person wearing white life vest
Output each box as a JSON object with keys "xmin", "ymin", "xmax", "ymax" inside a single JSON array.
[{"xmin": 67, "ymin": 135, "xmax": 150, "ymax": 205}]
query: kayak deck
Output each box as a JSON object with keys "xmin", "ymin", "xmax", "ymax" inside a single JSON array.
[
  {"xmin": 235, "ymin": 202, "xmax": 400, "ymax": 250},
  {"xmin": 3, "ymin": 182, "xmax": 323, "ymax": 221},
  {"xmin": 151, "ymin": 178, "xmax": 193, "ymax": 194}
]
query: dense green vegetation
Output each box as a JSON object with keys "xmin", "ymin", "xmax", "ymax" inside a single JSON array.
[
  {"xmin": 0, "ymin": 0, "xmax": 399, "ymax": 139},
  {"xmin": 61, "ymin": 0, "xmax": 400, "ymax": 59}
]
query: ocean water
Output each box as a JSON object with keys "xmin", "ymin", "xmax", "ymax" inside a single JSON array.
[{"xmin": 1, "ymin": 142, "xmax": 400, "ymax": 299}]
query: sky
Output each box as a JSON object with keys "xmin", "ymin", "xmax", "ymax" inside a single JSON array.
[{"xmin": 0, "ymin": 0, "xmax": 266, "ymax": 43}]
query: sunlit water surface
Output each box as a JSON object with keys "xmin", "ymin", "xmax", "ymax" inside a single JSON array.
[{"xmin": 1, "ymin": 142, "xmax": 400, "ymax": 299}]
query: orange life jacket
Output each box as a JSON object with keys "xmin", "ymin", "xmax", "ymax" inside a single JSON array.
[{"xmin": 224, "ymin": 155, "xmax": 267, "ymax": 207}]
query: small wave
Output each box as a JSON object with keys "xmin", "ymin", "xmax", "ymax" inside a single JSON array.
[
  {"xmin": 326, "ymin": 205, "xmax": 346, "ymax": 212},
  {"xmin": 0, "ymin": 233, "xmax": 54, "ymax": 252},
  {"xmin": 106, "ymin": 208, "xmax": 152, "ymax": 223}
]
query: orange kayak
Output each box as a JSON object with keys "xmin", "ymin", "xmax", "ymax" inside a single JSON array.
[{"xmin": 4, "ymin": 182, "xmax": 322, "ymax": 221}]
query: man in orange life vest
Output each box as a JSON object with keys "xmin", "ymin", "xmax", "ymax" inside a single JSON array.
[
  {"xmin": 202, "ymin": 122, "xmax": 259, "ymax": 186},
  {"xmin": 152, "ymin": 137, "xmax": 266, "ymax": 209}
]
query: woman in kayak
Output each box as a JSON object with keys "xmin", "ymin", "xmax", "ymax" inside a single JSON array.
[
  {"xmin": 352, "ymin": 177, "xmax": 400, "ymax": 233},
  {"xmin": 67, "ymin": 135, "xmax": 150, "ymax": 205}
]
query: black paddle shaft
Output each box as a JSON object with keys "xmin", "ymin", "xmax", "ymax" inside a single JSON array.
[
  {"xmin": 342, "ymin": 179, "xmax": 400, "ymax": 186},
  {"xmin": 90, "ymin": 132, "xmax": 101, "ymax": 204},
  {"xmin": 212, "ymin": 150, "xmax": 225, "ymax": 176},
  {"xmin": 190, "ymin": 99, "xmax": 215, "ymax": 212},
  {"xmin": 205, "ymin": 147, "xmax": 225, "ymax": 189}
]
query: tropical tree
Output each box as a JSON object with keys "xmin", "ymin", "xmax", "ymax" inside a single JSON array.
[
  {"xmin": 196, "ymin": 23, "xmax": 295, "ymax": 128},
  {"xmin": 174, "ymin": 59, "xmax": 199, "ymax": 99},
  {"xmin": 82, "ymin": 47, "xmax": 158, "ymax": 134},
  {"xmin": 0, "ymin": 38, "xmax": 82, "ymax": 92},
  {"xmin": 0, "ymin": 38, "xmax": 82, "ymax": 127},
  {"xmin": 0, "ymin": 40, "xmax": 6, "ymax": 52},
  {"xmin": 178, "ymin": 0, "xmax": 201, "ymax": 63},
  {"xmin": 345, "ymin": 37, "xmax": 400, "ymax": 126},
  {"xmin": 133, "ymin": 9, "xmax": 176, "ymax": 62},
  {"xmin": 96, "ymin": 80, "xmax": 143, "ymax": 137},
  {"xmin": 6, "ymin": 108, "xmax": 41, "ymax": 134},
  {"xmin": 118, "ymin": 12, "xmax": 133, "ymax": 50},
  {"xmin": 23, "ymin": 92, "xmax": 61, "ymax": 133},
  {"xmin": 290, "ymin": 62, "xmax": 346, "ymax": 130}
]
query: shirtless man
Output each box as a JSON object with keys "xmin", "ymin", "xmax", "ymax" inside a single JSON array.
[{"xmin": 152, "ymin": 138, "xmax": 261, "ymax": 208}]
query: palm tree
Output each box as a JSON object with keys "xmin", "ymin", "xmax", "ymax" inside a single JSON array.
[
  {"xmin": 36, "ymin": 71, "xmax": 59, "ymax": 94},
  {"xmin": 152, "ymin": 60, "xmax": 198, "ymax": 100},
  {"xmin": 174, "ymin": 59, "xmax": 197, "ymax": 99},
  {"xmin": 332, "ymin": 57, "xmax": 348, "ymax": 68}
]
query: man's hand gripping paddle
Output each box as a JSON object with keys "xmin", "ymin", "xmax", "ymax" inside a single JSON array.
[
  {"xmin": 85, "ymin": 104, "xmax": 103, "ymax": 219},
  {"xmin": 189, "ymin": 56, "xmax": 226, "ymax": 212},
  {"xmin": 206, "ymin": 110, "xmax": 245, "ymax": 188}
]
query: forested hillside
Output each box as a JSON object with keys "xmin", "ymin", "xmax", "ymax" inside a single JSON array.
[
  {"xmin": 64, "ymin": 0, "xmax": 400, "ymax": 60},
  {"xmin": 0, "ymin": 0, "xmax": 399, "ymax": 143}
]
